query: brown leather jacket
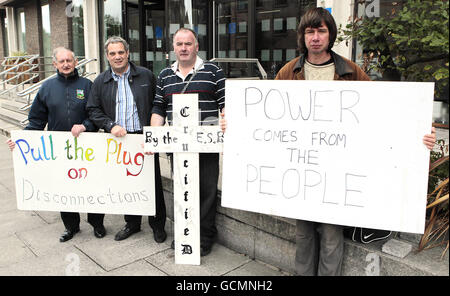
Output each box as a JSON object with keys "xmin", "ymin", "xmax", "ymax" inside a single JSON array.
[{"xmin": 275, "ymin": 51, "xmax": 370, "ymax": 81}]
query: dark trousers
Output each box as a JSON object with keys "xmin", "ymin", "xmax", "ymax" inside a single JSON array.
[
  {"xmin": 295, "ymin": 220, "xmax": 344, "ymax": 276},
  {"xmin": 124, "ymin": 153, "xmax": 166, "ymax": 231},
  {"xmin": 60, "ymin": 212, "xmax": 105, "ymax": 231},
  {"xmin": 168, "ymin": 153, "xmax": 219, "ymax": 247},
  {"xmin": 199, "ymin": 153, "xmax": 220, "ymax": 247}
]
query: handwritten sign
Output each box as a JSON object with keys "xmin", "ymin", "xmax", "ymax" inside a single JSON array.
[
  {"xmin": 144, "ymin": 125, "xmax": 223, "ymax": 152},
  {"xmin": 10, "ymin": 131, "xmax": 155, "ymax": 216},
  {"xmin": 144, "ymin": 94, "xmax": 223, "ymax": 265},
  {"xmin": 221, "ymin": 80, "xmax": 434, "ymax": 234}
]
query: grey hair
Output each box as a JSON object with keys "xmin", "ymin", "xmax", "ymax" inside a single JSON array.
[
  {"xmin": 52, "ymin": 47, "xmax": 76, "ymax": 62},
  {"xmin": 104, "ymin": 36, "xmax": 129, "ymax": 54}
]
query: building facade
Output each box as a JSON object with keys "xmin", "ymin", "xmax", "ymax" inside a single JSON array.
[
  {"xmin": 0, "ymin": 0, "xmax": 357, "ymax": 77},
  {"xmin": 0, "ymin": 0, "xmax": 448, "ymax": 124}
]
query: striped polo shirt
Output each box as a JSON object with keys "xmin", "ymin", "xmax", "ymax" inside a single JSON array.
[{"xmin": 152, "ymin": 56, "xmax": 225, "ymax": 126}]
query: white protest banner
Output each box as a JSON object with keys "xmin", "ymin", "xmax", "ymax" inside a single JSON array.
[
  {"xmin": 222, "ymin": 80, "xmax": 434, "ymax": 234},
  {"xmin": 10, "ymin": 130, "xmax": 155, "ymax": 216}
]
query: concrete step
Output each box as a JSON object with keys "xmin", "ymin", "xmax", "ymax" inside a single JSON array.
[
  {"xmin": 0, "ymin": 99, "xmax": 30, "ymax": 116},
  {"xmin": 0, "ymin": 117, "xmax": 21, "ymax": 137},
  {"xmin": 0, "ymin": 108, "xmax": 28, "ymax": 129},
  {"xmin": 14, "ymin": 95, "xmax": 33, "ymax": 105}
]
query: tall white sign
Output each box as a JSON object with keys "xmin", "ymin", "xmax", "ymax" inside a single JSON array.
[
  {"xmin": 222, "ymin": 80, "xmax": 434, "ymax": 234},
  {"xmin": 144, "ymin": 94, "xmax": 223, "ymax": 265}
]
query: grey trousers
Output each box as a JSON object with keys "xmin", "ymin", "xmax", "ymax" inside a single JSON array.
[{"xmin": 295, "ymin": 220, "xmax": 344, "ymax": 276}]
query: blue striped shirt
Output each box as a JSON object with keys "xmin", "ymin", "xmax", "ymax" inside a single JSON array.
[
  {"xmin": 152, "ymin": 57, "xmax": 225, "ymax": 126},
  {"xmin": 111, "ymin": 66, "xmax": 141, "ymax": 132}
]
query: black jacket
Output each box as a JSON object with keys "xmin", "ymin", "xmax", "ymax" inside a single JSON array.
[
  {"xmin": 86, "ymin": 62, "xmax": 157, "ymax": 132},
  {"xmin": 25, "ymin": 69, "xmax": 96, "ymax": 132}
]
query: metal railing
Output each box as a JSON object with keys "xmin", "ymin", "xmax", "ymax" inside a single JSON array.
[
  {"xmin": 0, "ymin": 55, "xmax": 40, "ymax": 95},
  {"xmin": 210, "ymin": 58, "xmax": 267, "ymax": 80}
]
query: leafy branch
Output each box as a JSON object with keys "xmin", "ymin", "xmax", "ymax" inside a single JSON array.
[{"xmin": 338, "ymin": 0, "xmax": 449, "ymax": 94}]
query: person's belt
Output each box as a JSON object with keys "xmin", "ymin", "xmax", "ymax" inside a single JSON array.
[{"xmin": 127, "ymin": 130, "xmax": 143, "ymax": 134}]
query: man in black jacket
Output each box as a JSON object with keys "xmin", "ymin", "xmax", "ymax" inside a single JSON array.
[
  {"xmin": 86, "ymin": 36, "xmax": 167, "ymax": 243},
  {"xmin": 6, "ymin": 47, "xmax": 106, "ymax": 242}
]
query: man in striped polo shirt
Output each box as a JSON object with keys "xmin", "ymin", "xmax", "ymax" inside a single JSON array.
[{"xmin": 151, "ymin": 28, "xmax": 225, "ymax": 256}]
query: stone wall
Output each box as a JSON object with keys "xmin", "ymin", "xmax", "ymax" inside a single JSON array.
[
  {"xmin": 24, "ymin": 0, "xmax": 41, "ymax": 55},
  {"xmin": 49, "ymin": 0, "xmax": 71, "ymax": 49}
]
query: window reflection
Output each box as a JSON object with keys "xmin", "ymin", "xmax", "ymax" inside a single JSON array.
[
  {"xmin": 71, "ymin": 0, "xmax": 85, "ymax": 59},
  {"xmin": 144, "ymin": 2, "xmax": 166, "ymax": 76},
  {"xmin": 216, "ymin": 0, "xmax": 314, "ymax": 79},
  {"xmin": 168, "ymin": 0, "xmax": 208, "ymax": 61},
  {"xmin": 16, "ymin": 8, "xmax": 26, "ymax": 52},
  {"xmin": 41, "ymin": 1, "xmax": 51, "ymax": 77},
  {"xmin": 126, "ymin": 1, "xmax": 140, "ymax": 65},
  {"xmin": 256, "ymin": 0, "xmax": 312, "ymax": 79},
  {"xmin": 100, "ymin": 0, "xmax": 123, "ymax": 70}
]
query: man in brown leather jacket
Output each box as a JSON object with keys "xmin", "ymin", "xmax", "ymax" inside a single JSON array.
[
  {"xmin": 275, "ymin": 7, "xmax": 436, "ymax": 276},
  {"xmin": 220, "ymin": 7, "xmax": 435, "ymax": 276}
]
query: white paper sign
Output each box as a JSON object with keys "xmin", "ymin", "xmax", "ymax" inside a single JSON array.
[
  {"xmin": 11, "ymin": 131, "xmax": 155, "ymax": 216},
  {"xmin": 170, "ymin": 94, "xmax": 201, "ymax": 265},
  {"xmin": 221, "ymin": 80, "xmax": 434, "ymax": 234},
  {"xmin": 144, "ymin": 126, "xmax": 223, "ymax": 153}
]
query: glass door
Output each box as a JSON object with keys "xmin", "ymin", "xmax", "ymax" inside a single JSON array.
[
  {"xmin": 213, "ymin": 0, "xmax": 315, "ymax": 79},
  {"xmin": 214, "ymin": 0, "xmax": 254, "ymax": 78},
  {"xmin": 41, "ymin": 1, "xmax": 52, "ymax": 78},
  {"xmin": 167, "ymin": 0, "xmax": 209, "ymax": 62},
  {"xmin": 125, "ymin": 1, "xmax": 141, "ymax": 65},
  {"xmin": 98, "ymin": 0, "xmax": 123, "ymax": 71},
  {"xmin": 215, "ymin": 0, "xmax": 250, "ymax": 60},
  {"xmin": 143, "ymin": 1, "xmax": 167, "ymax": 76},
  {"xmin": 255, "ymin": 0, "xmax": 309, "ymax": 79}
]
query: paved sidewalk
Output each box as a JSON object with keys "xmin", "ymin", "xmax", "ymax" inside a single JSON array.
[{"xmin": 0, "ymin": 133, "xmax": 290, "ymax": 276}]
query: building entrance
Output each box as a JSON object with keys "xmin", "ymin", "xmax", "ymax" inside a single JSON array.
[
  {"xmin": 124, "ymin": 0, "xmax": 168, "ymax": 76},
  {"xmin": 213, "ymin": 0, "xmax": 315, "ymax": 79},
  {"xmin": 99, "ymin": 0, "xmax": 315, "ymax": 78}
]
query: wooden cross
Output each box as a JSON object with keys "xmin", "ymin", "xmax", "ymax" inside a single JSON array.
[{"xmin": 144, "ymin": 94, "xmax": 223, "ymax": 265}]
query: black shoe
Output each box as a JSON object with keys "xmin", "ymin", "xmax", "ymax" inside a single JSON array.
[
  {"xmin": 59, "ymin": 228, "xmax": 80, "ymax": 242},
  {"xmin": 114, "ymin": 226, "xmax": 140, "ymax": 241},
  {"xmin": 93, "ymin": 225, "xmax": 106, "ymax": 238},
  {"xmin": 153, "ymin": 228, "xmax": 167, "ymax": 243},
  {"xmin": 201, "ymin": 244, "xmax": 212, "ymax": 257},
  {"xmin": 171, "ymin": 240, "xmax": 175, "ymax": 249}
]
